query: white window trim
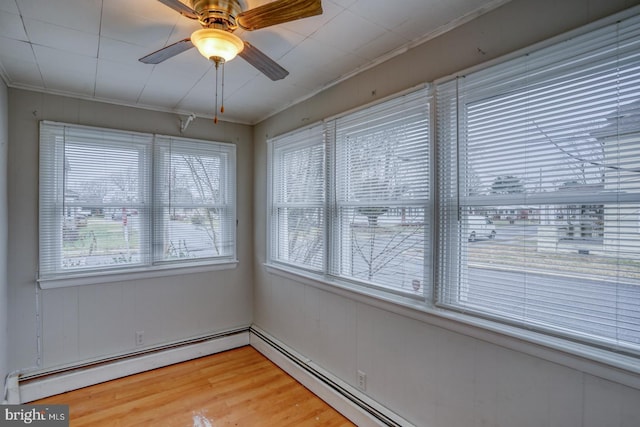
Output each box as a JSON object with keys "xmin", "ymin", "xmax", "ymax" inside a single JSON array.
[
  {"xmin": 153, "ymin": 134, "xmax": 237, "ymax": 264},
  {"xmin": 38, "ymin": 260, "xmax": 239, "ymax": 289}
]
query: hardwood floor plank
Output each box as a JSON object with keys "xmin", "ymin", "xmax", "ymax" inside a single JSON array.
[{"xmin": 33, "ymin": 346, "xmax": 355, "ymax": 426}]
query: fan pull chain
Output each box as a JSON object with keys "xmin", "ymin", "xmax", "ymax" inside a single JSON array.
[
  {"xmin": 213, "ymin": 60, "xmax": 219, "ymax": 124},
  {"xmin": 220, "ymin": 61, "xmax": 225, "ymax": 114}
]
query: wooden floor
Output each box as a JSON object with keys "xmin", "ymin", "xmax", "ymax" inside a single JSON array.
[{"xmin": 33, "ymin": 346, "xmax": 355, "ymax": 427}]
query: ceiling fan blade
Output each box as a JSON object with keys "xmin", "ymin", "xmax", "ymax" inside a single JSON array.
[
  {"xmin": 237, "ymin": 0, "xmax": 322, "ymax": 31},
  {"xmin": 139, "ymin": 39, "xmax": 194, "ymax": 64},
  {"xmin": 238, "ymin": 42, "xmax": 289, "ymax": 81},
  {"xmin": 157, "ymin": 0, "xmax": 198, "ymax": 19}
]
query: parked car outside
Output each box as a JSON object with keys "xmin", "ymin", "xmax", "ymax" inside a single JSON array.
[
  {"xmin": 74, "ymin": 214, "xmax": 88, "ymax": 227},
  {"xmin": 111, "ymin": 211, "xmax": 130, "ymax": 221},
  {"xmin": 468, "ymin": 215, "xmax": 496, "ymax": 241}
]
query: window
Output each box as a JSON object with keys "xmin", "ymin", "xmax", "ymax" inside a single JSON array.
[
  {"xmin": 436, "ymin": 15, "xmax": 640, "ymax": 354},
  {"xmin": 154, "ymin": 136, "xmax": 236, "ymax": 263},
  {"xmin": 328, "ymin": 90, "xmax": 431, "ymax": 294},
  {"xmin": 268, "ymin": 88, "xmax": 431, "ymax": 296},
  {"xmin": 39, "ymin": 122, "xmax": 236, "ymax": 281},
  {"xmin": 269, "ymin": 124, "xmax": 325, "ymax": 272}
]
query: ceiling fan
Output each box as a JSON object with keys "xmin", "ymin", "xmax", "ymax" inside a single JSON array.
[{"xmin": 139, "ymin": 0, "xmax": 323, "ymax": 81}]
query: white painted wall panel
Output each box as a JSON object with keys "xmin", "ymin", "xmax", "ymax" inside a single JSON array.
[
  {"xmin": 544, "ymin": 363, "xmax": 584, "ymax": 427},
  {"xmin": 0, "ymin": 74, "xmax": 9, "ymax": 398},
  {"xmin": 40, "ymin": 287, "xmax": 80, "ymax": 367},
  {"xmin": 77, "ymin": 284, "xmax": 134, "ymax": 360},
  {"xmin": 270, "ymin": 276, "xmax": 307, "ymax": 352},
  {"xmin": 7, "ymin": 88, "xmax": 40, "ymax": 373},
  {"xmin": 356, "ymin": 304, "xmax": 441, "ymax": 425},
  {"xmin": 307, "ymin": 288, "xmax": 357, "ymax": 382},
  {"xmin": 584, "ymin": 376, "xmax": 640, "ymax": 427}
]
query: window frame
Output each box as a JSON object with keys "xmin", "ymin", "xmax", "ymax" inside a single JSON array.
[
  {"xmin": 267, "ymin": 86, "xmax": 433, "ymax": 300},
  {"xmin": 153, "ymin": 134, "xmax": 237, "ymax": 266},
  {"xmin": 38, "ymin": 122, "xmax": 237, "ymax": 289},
  {"xmin": 434, "ymin": 14, "xmax": 640, "ymax": 357},
  {"xmin": 267, "ymin": 124, "xmax": 327, "ymax": 274}
]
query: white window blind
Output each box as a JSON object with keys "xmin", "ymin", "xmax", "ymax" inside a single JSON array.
[
  {"xmin": 436, "ymin": 15, "xmax": 640, "ymax": 354},
  {"xmin": 39, "ymin": 122, "xmax": 152, "ymax": 277},
  {"xmin": 269, "ymin": 124, "xmax": 325, "ymax": 272},
  {"xmin": 154, "ymin": 136, "xmax": 236, "ymax": 263},
  {"xmin": 328, "ymin": 88, "xmax": 431, "ymax": 295},
  {"xmin": 39, "ymin": 122, "xmax": 236, "ymax": 280}
]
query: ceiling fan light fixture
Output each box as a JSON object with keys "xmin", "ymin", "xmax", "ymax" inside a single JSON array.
[{"xmin": 191, "ymin": 28, "xmax": 244, "ymax": 62}]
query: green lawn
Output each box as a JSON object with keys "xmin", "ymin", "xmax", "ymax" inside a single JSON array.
[{"xmin": 64, "ymin": 217, "xmax": 139, "ymax": 256}]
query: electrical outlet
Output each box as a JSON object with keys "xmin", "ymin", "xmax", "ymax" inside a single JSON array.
[
  {"xmin": 357, "ymin": 370, "xmax": 366, "ymax": 391},
  {"xmin": 135, "ymin": 331, "xmax": 144, "ymax": 346}
]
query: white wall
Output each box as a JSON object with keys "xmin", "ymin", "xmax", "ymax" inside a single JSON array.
[
  {"xmin": 253, "ymin": 1, "xmax": 640, "ymax": 426},
  {"xmin": 0, "ymin": 76, "xmax": 9, "ymax": 397},
  {"xmin": 7, "ymin": 89, "xmax": 254, "ymax": 373}
]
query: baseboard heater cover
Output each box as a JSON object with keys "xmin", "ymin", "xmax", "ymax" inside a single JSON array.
[
  {"xmin": 250, "ymin": 327, "xmax": 413, "ymax": 427},
  {"xmin": 16, "ymin": 327, "xmax": 250, "ymax": 403}
]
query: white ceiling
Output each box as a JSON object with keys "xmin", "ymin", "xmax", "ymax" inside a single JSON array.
[{"xmin": 0, "ymin": 0, "xmax": 509, "ymax": 124}]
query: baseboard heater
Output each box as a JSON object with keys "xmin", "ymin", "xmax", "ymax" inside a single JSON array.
[
  {"xmin": 14, "ymin": 327, "xmax": 250, "ymax": 403},
  {"xmin": 250, "ymin": 327, "xmax": 411, "ymax": 427}
]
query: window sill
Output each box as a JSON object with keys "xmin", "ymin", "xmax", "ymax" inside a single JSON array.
[
  {"xmin": 38, "ymin": 260, "xmax": 239, "ymax": 289},
  {"xmin": 264, "ymin": 263, "xmax": 640, "ymax": 390},
  {"xmin": 264, "ymin": 262, "xmax": 426, "ymax": 308}
]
